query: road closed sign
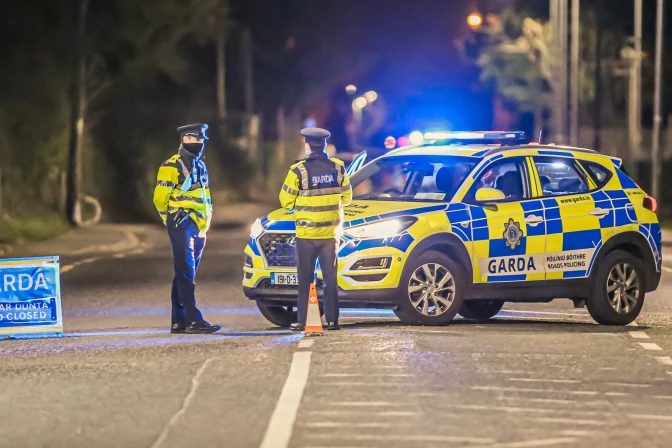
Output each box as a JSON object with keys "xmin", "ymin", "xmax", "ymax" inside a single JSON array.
[{"xmin": 0, "ymin": 256, "xmax": 62, "ymax": 338}]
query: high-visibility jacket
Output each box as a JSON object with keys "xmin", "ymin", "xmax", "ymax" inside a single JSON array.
[
  {"xmin": 153, "ymin": 153, "xmax": 213, "ymax": 233},
  {"xmin": 279, "ymin": 152, "xmax": 352, "ymax": 239}
]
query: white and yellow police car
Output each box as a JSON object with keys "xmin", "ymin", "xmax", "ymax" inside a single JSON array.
[{"xmin": 243, "ymin": 131, "xmax": 661, "ymax": 326}]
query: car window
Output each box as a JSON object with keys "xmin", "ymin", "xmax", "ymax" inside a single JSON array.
[
  {"xmin": 579, "ymin": 160, "xmax": 612, "ymax": 188},
  {"xmin": 464, "ymin": 158, "xmax": 528, "ymax": 202},
  {"xmin": 350, "ymin": 155, "xmax": 477, "ymax": 202},
  {"xmin": 534, "ymin": 157, "xmax": 589, "ymax": 197}
]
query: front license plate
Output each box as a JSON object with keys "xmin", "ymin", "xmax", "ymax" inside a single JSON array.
[{"xmin": 271, "ymin": 273, "xmax": 298, "ymax": 286}]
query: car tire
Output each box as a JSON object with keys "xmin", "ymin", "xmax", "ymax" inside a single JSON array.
[
  {"xmin": 256, "ymin": 302, "xmax": 297, "ymax": 328},
  {"xmin": 586, "ymin": 250, "xmax": 645, "ymax": 326},
  {"xmin": 394, "ymin": 250, "xmax": 465, "ymax": 326},
  {"xmin": 459, "ymin": 300, "xmax": 504, "ymax": 321}
]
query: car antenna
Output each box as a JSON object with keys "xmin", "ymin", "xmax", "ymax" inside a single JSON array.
[{"xmin": 538, "ymin": 130, "xmax": 543, "ymax": 144}]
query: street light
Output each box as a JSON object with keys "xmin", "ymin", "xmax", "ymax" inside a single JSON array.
[
  {"xmin": 345, "ymin": 84, "xmax": 357, "ymax": 95},
  {"xmin": 353, "ymin": 96, "xmax": 368, "ymax": 109},
  {"xmin": 409, "ymin": 131, "xmax": 424, "ymax": 145},
  {"xmin": 467, "ymin": 12, "xmax": 483, "ymax": 29},
  {"xmin": 363, "ymin": 91, "xmax": 378, "ymax": 103}
]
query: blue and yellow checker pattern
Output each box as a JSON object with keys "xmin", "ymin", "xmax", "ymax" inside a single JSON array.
[{"xmin": 243, "ymin": 143, "xmax": 661, "ymax": 295}]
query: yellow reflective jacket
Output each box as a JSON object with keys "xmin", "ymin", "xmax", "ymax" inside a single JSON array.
[
  {"xmin": 279, "ymin": 152, "xmax": 352, "ymax": 239},
  {"xmin": 153, "ymin": 153, "xmax": 213, "ymax": 232}
]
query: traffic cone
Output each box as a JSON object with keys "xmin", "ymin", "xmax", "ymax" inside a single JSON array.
[{"xmin": 304, "ymin": 283, "xmax": 323, "ymax": 336}]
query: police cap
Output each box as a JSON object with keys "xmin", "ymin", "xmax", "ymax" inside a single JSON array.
[
  {"xmin": 301, "ymin": 127, "xmax": 331, "ymax": 145},
  {"xmin": 177, "ymin": 123, "xmax": 209, "ymax": 140}
]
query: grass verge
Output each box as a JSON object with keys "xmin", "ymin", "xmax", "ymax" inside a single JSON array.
[{"xmin": 0, "ymin": 213, "xmax": 70, "ymax": 244}]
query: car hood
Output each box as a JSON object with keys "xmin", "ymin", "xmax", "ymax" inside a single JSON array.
[{"xmin": 262, "ymin": 200, "xmax": 448, "ymax": 231}]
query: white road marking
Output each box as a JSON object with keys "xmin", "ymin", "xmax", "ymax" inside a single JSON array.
[
  {"xmin": 149, "ymin": 357, "xmax": 213, "ymax": 448},
  {"xmin": 533, "ymin": 418, "xmax": 606, "ymax": 426},
  {"xmin": 604, "ymin": 392, "xmax": 631, "ymax": 397},
  {"xmin": 330, "ymin": 401, "xmax": 407, "ymax": 406},
  {"xmin": 306, "ymin": 434, "xmax": 495, "ymax": 444},
  {"xmin": 655, "ymin": 356, "xmax": 672, "ymax": 366},
  {"xmin": 508, "ymin": 378, "xmax": 581, "ymax": 384},
  {"xmin": 300, "ymin": 422, "xmax": 397, "ymax": 428},
  {"xmin": 627, "ymin": 321, "xmax": 639, "ymax": 327},
  {"xmin": 496, "ymin": 396, "xmax": 607, "ymax": 406},
  {"xmin": 298, "ymin": 339, "xmax": 314, "ymax": 349},
  {"xmin": 654, "ymin": 395, "xmax": 672, "ymax": 400},
  {"xmin": 629, "ymin": 331, "xmax": 650, "ymax": 339},
  {"xmin": 503, "ymin": 310, "xmax": 588, "ymax": 317},
  {"xmin": 310, "ymin": 410, "xmax": 420, "ymax": 417},
  {"xmin": 639, "ymin": 343, "xmax": 663, "ymax": 351},
  {"xmin": 627, "ymin": 413, "xmax": 672, "ymax": 421},
  {"xmin": 606, "ymin": 382, "xmax": 651, "ymax": 388},
  {"xmin": 471, "ymin": 386, "xmax": 599, "ymax": 396},
  {"xmin": 484, "ymin": 438, "xmax": 581, "ymax": 448},
  {"xmin": 260, "ymin": 352, "xmax": 312, "ymax": 448},
  {"xmin": 322, "ymin": 382, "xmax": 413, "ymax": 387}
]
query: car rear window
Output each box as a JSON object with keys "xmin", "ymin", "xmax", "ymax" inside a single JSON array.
[{"xmin": 579, "ymin": 161, "xmax": 613, "ymax": 188}]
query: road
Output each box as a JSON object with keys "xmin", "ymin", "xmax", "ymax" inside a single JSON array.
[{"xmin": 2, "ymin": 202, "xmax": 672, "ymax": 448}]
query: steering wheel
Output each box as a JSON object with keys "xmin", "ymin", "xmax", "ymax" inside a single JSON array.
[{"xmin": 383, "ymin": 188, "xmax": 403, "ymax": 196}]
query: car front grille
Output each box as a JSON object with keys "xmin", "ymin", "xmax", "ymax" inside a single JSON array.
[{"xmin": 259, "ymin": 233, "xmax": 297, "ymax": 267}]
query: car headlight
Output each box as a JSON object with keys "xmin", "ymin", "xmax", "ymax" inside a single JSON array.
[
  {"xmin": 344, "ymin": 217, "xmax": 417, "ymax": 239},
  {"xmin": 250, "ymin": 218, "xmax": 264, "ymax": 238}
]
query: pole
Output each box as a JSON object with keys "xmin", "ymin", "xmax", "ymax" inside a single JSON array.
[
  {"xmin": 570, "ymin": 0, "xmax": 580, "ymax": 146},
  {"xmin": 632, "ymin": 0, "xmax": 643, "ymax": 159},
  {"xmin": 66, "ymin": 0, "xmax": 89, "ymax": 225},
  {"xmin": 559, "ymin": 0, "xmax": 569, "ymax": 144},
  {"xmin": 593, "ymin": 0, "xmax": 602, "ymax": 151},
  {"xmin": 241, "ymin": 27, "xmax": 254, "ymax": 115},
  {"xmin": 216, "ymin": 2, "xmax": 227, "ymax": 122},
  {"xmin": 652, "ymin": 0, "xmax": 665, "ymax": 200}
]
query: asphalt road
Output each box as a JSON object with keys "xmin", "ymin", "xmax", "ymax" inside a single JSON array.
[{"xmin": 2, "ymin": 202, "xmax": 672, "ymax": 448}]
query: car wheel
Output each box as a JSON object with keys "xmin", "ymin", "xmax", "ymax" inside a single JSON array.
[
  {"xmin": 459, "ymin": 300, "xmax": 504, "ymax": 321},
  {"xmin": 586, "ymin": 250, "xmax": 645, "ymax": 326},
  {"xmin": 394, "ymin": 250, "xmax": 465, "ymax": 325},
  {"xmin": 256, "ymin": 302, "xmax": 297, "ymax": 328}
]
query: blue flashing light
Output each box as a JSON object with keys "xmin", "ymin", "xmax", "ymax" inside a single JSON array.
[{"xmin": 423, "ymin": 131, "xmax": 526, "ymax": 141}]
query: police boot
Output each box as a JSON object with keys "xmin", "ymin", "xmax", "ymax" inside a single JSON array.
[
  {"xmin": 327, "ymin": 322, "xmax": 340, "ymax": 331},
  {"xmin": 186, "ymin": 321, "xmax": 221, "ymax": 334},
  {"xmin": 171, "ymin": 323, "xmax": 187, "ymax": 334},
  {"xmin": 290, "ymin": 323, "xmax": 305, "ymax": 332}
]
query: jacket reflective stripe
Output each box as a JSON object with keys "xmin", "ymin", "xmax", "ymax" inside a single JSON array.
[
  {"xmin": 297, "ymin": 164, "xmax": 309, "ymax": 190},
  {"xmin": 299, "ymin": 186, "xmax": 342, "ymax": 196},
  {"xmin": 282, "ymin": 184, "xmax": 299, "ymax": 195},
  {"xmin": 174, "ymin": 195, "xmax": 205, "ymax": 203},
  {"xmin": 294, "ymin": 204, "xmax": 341, "ymax": 212},
  {"xmin": 158, "ymin": 210, "xmax": 168, "ymax": 216},
  {"xmin": 336, "ymin": 164, "xmax": 343, "ymax": 186},
  {"xmin": 176, "ymin": 182, "xmax": 204, "ymax": 191},
  {"xmin": 156, "ymin": 180, "xmax": 174, "ymax": 187},
  {"xmin": 295, "ymin": 219, "xmax": 341, "ymax": 227}
]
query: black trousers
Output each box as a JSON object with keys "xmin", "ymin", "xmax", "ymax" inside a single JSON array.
[
  {"xmin": 167, "ymin": 213, "xmax": 205, "ymax": 325},
  {"xmin": 296, "ymin": 237, "xmax": 339, "ymax": 325}
]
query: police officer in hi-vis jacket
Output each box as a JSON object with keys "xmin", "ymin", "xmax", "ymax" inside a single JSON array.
[
  {"xmin": 279, "ymin": 128, "xmax": 352, "ymax": 331},
  {"xmin": 153, "ymin": 123, "xmax": 221, "ymax": 334}
]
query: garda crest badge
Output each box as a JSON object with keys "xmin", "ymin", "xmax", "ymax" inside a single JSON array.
[{"xmin": 503, "ymin": 218, "xmax": 523, "ymax": 250}]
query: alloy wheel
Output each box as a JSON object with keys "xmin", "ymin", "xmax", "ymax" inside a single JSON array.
[
  {"xmin": 606, "ymin": 263, "xmax": 640, "ymax": 314},
  {"xmin": 407, "ymin": 263, "xmax": 456, "ymax": 316}
]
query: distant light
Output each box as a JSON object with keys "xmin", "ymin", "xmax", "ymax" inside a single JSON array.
[
  {"xmin": 303, "ymin": 117, "xmax": 317, "ymax": 128},
  {"xmin": 363, "ymin": 91, "xmax": 378, "ymax": 103},
  {"xmin": 467, "ymin": 12, "xmax": 483, "ymax": 29},
  {"xmin": 552, "ymin": 162, "xmax": 567, "ymax": 169},
  {"xmin": 397, "ymin": 136, "xmax": 410, "ymax": 147},
  {"xmin": 424, "ymin": 131, "xmax": 453, "ymax": 140},
  {"xmin": 345, "ymin": 84, "xmax": 357, "ymax": 95},
  {"xmin": 409, "ymin": 131, "xmax": 424, "ymax": 145},
  {"xmin": 353, "ymin": 96, "xmax": 368, "ymax": 109},
  {"xmin": 384, "ymin": 136, "xmax": 396, "ymax": 149}
]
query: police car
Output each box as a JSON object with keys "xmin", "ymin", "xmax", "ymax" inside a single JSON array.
[{"xmin": 243, "ymin": 131, "xmax": 661, "ymax": 326}]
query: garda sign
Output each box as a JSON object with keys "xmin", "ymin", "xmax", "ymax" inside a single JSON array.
[{"xmin": 0, "ymin": 256, "xmax": 62, "ymax": 338}]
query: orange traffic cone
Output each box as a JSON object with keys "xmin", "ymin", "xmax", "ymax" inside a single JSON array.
[{"xmin": 304, "ymin": 283, "xmax": 323, "ymax": 336}]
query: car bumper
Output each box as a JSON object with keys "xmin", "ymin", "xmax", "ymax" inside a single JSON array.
[{"xmin": 242, "ymin": 285, "xmax": 399, "ymax": 308}]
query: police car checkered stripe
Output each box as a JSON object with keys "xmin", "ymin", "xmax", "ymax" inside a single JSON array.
[
  {"xmin": 294, "ymin": 204, "xmax": 341, "ymax": 212},
  {"xmin": 296, "ymin": 219, "xmax": 340, "ymax": 227}
]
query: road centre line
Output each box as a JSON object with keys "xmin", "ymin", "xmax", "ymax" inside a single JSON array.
[
  {"xmin": 508, "ymin": 378, "xmax": 582, "ymax": 384},
  {"xmin": 259, "ymin": 351, "xmax": 312, "ymax": 448},
  {"xmin": 629, "ymin": 331, "xmax": 650, "ymax": 339},
  {"xmin": 606, "ymin": 382, "xmax": 651, "ymax": 388},
  {"xmin": 298, "ymin": 339, "xmax": 314, "ymax": 349},
  {"xmin": 655, "ymin": 356, "xmax": 672, "ymax": 366},
  {"xmin": 532, "ymin": 417, "xmax": 606, "ymax": 426},
  {"xmin": 149, "ymin": 357, "xmax": 213, "ymax": 448},
  {"xmin": 639, "ymin": 343, "xmax": 663, "ymax": 351}
]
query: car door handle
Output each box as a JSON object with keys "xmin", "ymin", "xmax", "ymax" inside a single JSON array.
[
  {"xmin": 524, "ymin": 215, "xmax": 543, "ymax": 226},
  {"xmin": 590, "ymin": 208, "xmax": 609, "ymax": 218},
  {"xmin": 457, "ymin": 222, "xmax": 469, "ymax": 228}
]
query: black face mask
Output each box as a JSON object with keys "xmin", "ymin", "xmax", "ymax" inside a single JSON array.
[{"xmin": 183, "ymin": 142, "xmax": 204, "ymax": 157}]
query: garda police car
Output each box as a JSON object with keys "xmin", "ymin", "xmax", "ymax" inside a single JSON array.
[{"xmin": 243, "ymin": 131, "xmax": 661, "ymax": 327}]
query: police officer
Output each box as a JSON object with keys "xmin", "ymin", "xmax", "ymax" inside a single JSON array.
[
  {"xmin": 153, "ymin": 123, "xmax": 221, "ymax": 334},
  {"xmin": 279, "ymin": 128, "xmax": 352, "ymax": 331}
]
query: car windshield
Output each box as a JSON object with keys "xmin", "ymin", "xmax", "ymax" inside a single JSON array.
[{"xmin": 350, "ymin": 155, "xmax": 478, "ymax": 202}]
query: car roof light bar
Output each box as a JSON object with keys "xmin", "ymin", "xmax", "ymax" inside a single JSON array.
[{"xmin": 423, "ymin": 131, "xmax": 526, "ymax": 141}]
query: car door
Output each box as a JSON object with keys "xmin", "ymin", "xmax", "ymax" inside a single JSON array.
[
  {"xmin": 464, "ymin": 156, "xmax": 546, "ymax": 283},
  {"xmin": 531, "ymin": 156, "xmax": 614, "ymax": 280}
]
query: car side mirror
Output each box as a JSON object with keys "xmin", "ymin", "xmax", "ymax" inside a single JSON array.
[{"xmin": 475, "ymin": 187, "xmax": 506, "ymax": 202}]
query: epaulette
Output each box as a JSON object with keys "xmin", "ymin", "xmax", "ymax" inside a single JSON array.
[
  {"xmin": 331, "ymin": 158, "xmax": 345, "ymax": 166},
  {"xmin": 290, "ymin": 159, "xmax": 307, "ymax": 169}
]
